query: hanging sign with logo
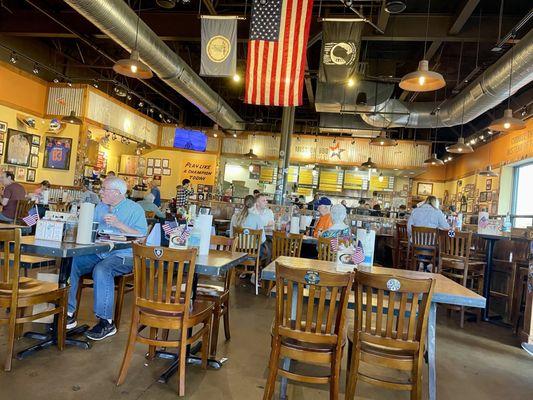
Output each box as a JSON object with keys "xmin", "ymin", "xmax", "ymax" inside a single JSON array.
[
  {"xmin": 200, "ymin": 16, "xmax": 237, "ymax": 77},
  {"xmin": 319, "ymin": 21, "xmax": 363, "ymax": 84}
]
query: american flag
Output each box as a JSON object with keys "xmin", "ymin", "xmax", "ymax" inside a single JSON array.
[
  {"xmin": 330, "ymin": 237, "xmax": 339, "ymax": 252},
  {"xmin": 162, "ymin": 220, "xmax": 178, "ymax": 236},
  {"xmin": 352, "ymin": 240, "xmax": 365, "ymax": 265},
  {"xmin": 245, "ymin": 0, "xmax": 315, "ymax": 106},
  {"xmin": 23, "ymin": 206, "xmax": 39, "ymax": 227}
]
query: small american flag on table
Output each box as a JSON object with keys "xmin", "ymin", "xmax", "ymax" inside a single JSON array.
[
  {"xmin": 23, "ymin": 206, "xmax": 39, "ymax": 227},
  {"xmin": 352, "ymin": 240, "xmax": 365, "ymax": 265},
  {"xmin": 162, "ymin": 220, "xmax": 178, "ymax": 236},
  {"xmin": 245, "ymin": 0, "xmax": 315, "ymax": 106}
]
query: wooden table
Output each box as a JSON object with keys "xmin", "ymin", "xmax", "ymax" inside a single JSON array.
[
  {"xmin": 261, "ymin": 256, "xmax": 486, "ymax": 400},
  {"xmin": 16, "ymin": 237, "xmax": 132, "ymax": 359},
  {"xmin": 155, "ymin": 249, "xmax": 248, "ymax": 382},
  {"xmin": 0, "ymin": 224, "xmax": 27, "ymax": 229}
]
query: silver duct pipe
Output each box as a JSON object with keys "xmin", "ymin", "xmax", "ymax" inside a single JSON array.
[
  {"xmin": 64, "ymin": 0, "xmax": 244, "ymax": 131},
  {"xmin": 361, "ymin": 28, "xmax": 533, "ymax": 129}
]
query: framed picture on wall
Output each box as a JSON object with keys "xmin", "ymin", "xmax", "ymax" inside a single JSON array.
[
  {"xmin": 479, "ymin": 192, "xmax": 487, "ymax": 202},
  {"xmin": 153, "ymin": 167, "xmax": 162, "ymax": 175},
  {"xmin": 32, "ymin": 135, "xmax": 41, "ymax": 146},
  {"xmin": 146, "ymin": 166, "xmax": 153, "ymax": 176},
  {"xmin": 417, "ymin": 182, "xmax": 433, "ymax": 196},
  {"xmin": 154, "ymin": 158, "xmax": 161, "ymax": 168},
  {"xmin": 6, "ymin": 165, "xmax": 15, "ymax": 174},
  {"xmin": 26, "ymin": 168, "xmax": 36, "ymax": 182},
  {"xmin": 5, "ymin": 128, "xmax": 32, "ymax": 166},
  {"xmin": 487, "ymin": 192, "xmax": 492, "ymax": 201},
  {"xmin": 486, "ymin": 179, "xmax": 492, "ymax": 191},
  {"xmin": 147, "ymin": 158, "xmax": 154, "ymax": 167},
  {"xmin": 30, "ymin": 145, "xmax": 39, "ymax": 155},
  {"xmin": 30, "ymin": 155, "xmax": 38, "ymax": 168},
  {"xmin": 162, "ymin": 159, "xmax": 169, "ymax": 168},
  {"xmin": 162, "ymin": 168, "xmax": 171, "ymax": 176},
  {"xmin": 43, "ymin": 137, "xmax": 72, "ymax": 170},
  {"xmin": 16, "ymin": 167, "xmax": 26, "ymax": 181},
  {"xmin": 0, "ymin": 121, "xmax": 7, "ymax": 133},
  {"xmin": 0, "ymin": 142, "xmax": 3, "ymax": 156}
]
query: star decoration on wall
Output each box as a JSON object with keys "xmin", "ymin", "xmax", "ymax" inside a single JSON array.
[{"xmin": 329, "ymin": 143, "xmax": 345, "ymax": 159}]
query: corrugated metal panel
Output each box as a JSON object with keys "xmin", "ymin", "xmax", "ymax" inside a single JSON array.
[
  {"xmin": 46, "ymin": 87, "xmax": 84, "ymax": 116},
  {"xmin": 86, "ymin": 91, "xmax": 159, "ymax": 144},
  {"xmin": 222, "ymin": 135, "xmax": 280, "ymax": 158},
  {"xmin": 206, "ymin": 137, "xmax": 219, "ymax": 152},
  {"xmin": 160, "ymin": 126, "xmax": 175, "ymax": 147}
]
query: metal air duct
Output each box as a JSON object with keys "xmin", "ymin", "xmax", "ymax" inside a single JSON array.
[{"xmin": 64, "ymin": 0, "xmax": 244, "ymax": 131}]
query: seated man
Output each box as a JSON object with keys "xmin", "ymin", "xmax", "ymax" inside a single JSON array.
[
  {"xmin": 67, "ymin": 177, "xmax": 147, "ymax": 340},
  {"xmin": 312, "ymin": 197, "xmax": 333, "ymax": 238},
  {"xmin": 137, "ymin": 193, "xmax": 165, "ymax": 218},
  {"xmin": 0, "ymin": 171, "xmax": 26, "ymax": 222}
]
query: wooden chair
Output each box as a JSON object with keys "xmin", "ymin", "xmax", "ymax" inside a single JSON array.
[
  {"xmin": 116, "ymin": 244, "xmax": 212, "ymax": 397},
  {"xmin": 14, "ymin": 200, "xmax": 36, "ymax": 225},
  {"xmin": 438, "ymin": 229, "xmax": 484, "ymax": 327},
  {"xmin": 233, "ymin": 226, "xmax": 263, "ymax": 295},
  {"xmin": 393, "ymin": 221, "xmax": 409, "ymax": 269},
  {"xmin": 0, "ymin": 228, "xmax": 68, "ymax": 371},
  {"xmin": 512, "ymin": 266, "xmax": 528, "ymax": 335},
  {"xmin": 195, "ymin": 235, "xmax": 236, "ymax": 357},
  {"xmin": 266, "ymin": 231, "xmax": 304, "ymax": 294},
  {"xmin": 263, "ymin": 262, "xmax": 353, "ymax": 400},
  {"xmin": 346, "ymin": 270, "xmax": 435, "ymax": 400},
  {"xmin": 410, "ymin": 226, "xmax": 438, "ymax": 271},
  {"xmin": 317, "ymin": 236, "xmax": 350, "ymax": 262}
]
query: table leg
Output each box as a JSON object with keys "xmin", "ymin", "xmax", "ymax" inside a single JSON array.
[
  {"xmin": 17, "ymin": 257, "xmax": 91, "ymax": 360},
  {"xmin": 482, "ymin": 239, "xmax": 496, "ymax": 321},
  {"xmin": 428, "ymin": 302, "xmax": 437, "ymax": 400}
]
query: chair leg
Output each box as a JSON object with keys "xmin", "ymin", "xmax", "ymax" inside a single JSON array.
[
  {"xmin": 14, "ymin": 307, "xmax": 26, "ymax": 339},
  {"xmin": 116, "ymin": 310, "xmax": 139, "ymax": 386},
  {"xmin": 57, "ymin": 291, "xmax": 67, "ymax": 351},
  {"xmin": 266, "ymin": 281, "xmax": 275, "ymax": 297},
  {"xmin": 460, "ymin": 306, "xmax": 465, "ymax": 329},
  {"xmin": 202, "ymin": 320, "xmax": 211, "ymax": 370},
  {"xmin": 162, "ymin": 329, "xmax": 170, "ymax": 342},
  {"xmin": 330, "ymin": 349, "xmax": 342, "ymax": 400},
  {"xmin": 147, "ymin": 327, "xmax": 158, "ymax": 359},
  {"xmin": 178, "ymin": 334, "xmax": 187, "ymax": 397},
  {"xmin": 4, "ymin": 306, "xmax": 17, "ymax": 372},
  {"xmin": 114, "ymin": 276, "xmax": 126, "ymax": 329},
  {"xmin": 411, "ymin": 356, "xmax": 423, "ymax": 400},
  {"xmin": 345, "ymin": 342, "xmax": 361, "ymax": 400},
  {"xmin": 209, "ymin": 304, "xmax": 221, "ymax": 357},
  {"xmin": 74, "ymin": 278, "xmax": 84, "ymax": 320},
  {"xmin": 223, "ymin": 300, "xmax": 231, "ymax": 341},
  {"xmin": 263, "ymin": 336, "xmax": 281, "ymax": 400}
]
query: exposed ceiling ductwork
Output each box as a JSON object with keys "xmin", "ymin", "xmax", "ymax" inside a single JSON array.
[
  {"xmin": 362, "ymin": 28, "xmax": 533, "ymax": 129},
  {"xmin": 63, "ymin": 0, "xmax": 244, "ymax": 131}
]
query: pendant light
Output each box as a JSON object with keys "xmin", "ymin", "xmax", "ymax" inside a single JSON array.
[
  {"xmin": 399, "ymin": 0, "xmax": 445, "ymax": 92},
  {"xmin": 61, "ymin": 110, "xmax": 82, "ymax": 125},
  {"xmin": 113, "ymin": 1, "xmax": 153, "ymax": 79},
  {"xmin": 446, "ymin": 98, "xmax": 474, "ymax": 154},
  {"xmin": 424, "ymin": 95, "xmax": 444, "ymax": 165},
  {"xmin": 361, "ymin": 157, "xmax": 377, "ymax": 169},
  {"xmin": 244, "ymin": 149, "xmax": 258, "ymax": 159},
  {"xmin": 378, "ymin": 172, "xmax": 384, "ymax": 182},
  {"xmin": 478, "ymin": 166, "xmax": 499, "ymax": 177},
  {"xmin": 489, "ymin": 43, "xmax": 525, "ymax": 132},
  {"xmin": 370, "ymin": 131, "xmax": 397, "ymax": 146}
]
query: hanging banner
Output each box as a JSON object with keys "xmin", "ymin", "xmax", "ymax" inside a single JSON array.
[
  {"xmin": 200, "ymin": 16, "xmax": 237, "ymax": 77},
  {"xmin": 319, "ymin": 21, "xmax": 363, "ymax": 84}
]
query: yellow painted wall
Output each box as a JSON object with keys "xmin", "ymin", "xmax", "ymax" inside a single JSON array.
[
  {"xmin": 0, "ymin": 62, "xmax": 47, "ymax": 116},
  {"xmin": 0, "ymin": 103, "xmax": 80, "ymax": 186}
]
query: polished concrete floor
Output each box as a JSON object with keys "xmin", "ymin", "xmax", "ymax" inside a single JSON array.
[{"xmin": 1, "ymin": 282, "xmax": 533, "ymax": 400}]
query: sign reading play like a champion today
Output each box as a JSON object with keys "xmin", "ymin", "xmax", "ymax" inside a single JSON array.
[
  {"xmin": 200, "ymin": 16, "xmax": 237, "ymax": 77},
  {"xmin": 319, "ymin": 20, "xmax": 363, "ymax": 84}
]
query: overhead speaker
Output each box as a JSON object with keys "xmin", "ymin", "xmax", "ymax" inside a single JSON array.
[
  {"xmin": 385, "ymin": 1, "xmax": 406, "ymax": 14},
  {"xmin": 156, "ymin": 0, "xmax": 176, "ymax": 9}
]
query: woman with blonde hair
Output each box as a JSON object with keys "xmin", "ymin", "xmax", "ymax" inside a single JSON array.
[
  {"xmin": 230, "ymin": 195, "xmax": 266, "ymax": 243},
  {"xmin": 407, "ymin": 195, "xmax": 449, "ymax": 235}
]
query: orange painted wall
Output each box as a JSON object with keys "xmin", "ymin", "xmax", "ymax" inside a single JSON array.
[
  {"xmin": 445, "ymin": 118, "xmax": 533, "ymax": 180},
  {"xmin": 0, "ymin": 62, "xmax": 47, "ymax": 116}
]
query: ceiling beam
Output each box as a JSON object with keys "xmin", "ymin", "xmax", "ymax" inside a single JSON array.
[
  {"xmin": 449, "ymin": 0, "xmax": 480, "ymax": 35},
  {"xmin": 376, "ymin": 0, "xmax": 390, "ymax": 33},
  {"xmin": 202, "ymin": 0, "xmax": 217, "ymax": 16}
]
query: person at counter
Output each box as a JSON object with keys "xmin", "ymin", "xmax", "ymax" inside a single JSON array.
[
  {"xmin": 137, "ymin": 193, "xmax": 165, "ymax": 219},
  {"xmin": 321, "ymin": 204, "xmax": 351, "ymax": 240},
  {"xmin": 370, "ymin": 204, "xmax": 382, "ymax": 217},
  {"xmin": 66, "ymin": 177, "xmax": 147, "ymax": 340},
  {"xmin": 221, "ymin": 188, "xmax": 232, "ymax": 202},
  {"xmin": 355, "ymin": 199, "xmax": 370, "ymax": 215},
  {"xmin": 398, "ymin": 204, "xmax": 408, "ymax": 218},
  {"xmin": 150, "ymin": 180, "xmax": 161, "ymax": 207},
  {"xmin": 407, "ymin": 195, "xmax": 450, "ymax": 235},
  {"xmin": 81, "ymin": 181, "xmax": 100, "ymax": 205},
  {"xmin": 253, "ymin": 189, "xmax": 260, "ymax": 197},
  {"xmin": 175, "ymin": 178, "xmax": 194, "ymax": 208},
  {"xmin": 307, "ymin": 194, "xmax": 320, "ymax": 211},
  {"xmin": 0, "ymin": 171, "xmax": 26, "ymax": 223},
  {"xmin": 312, "ymin": 197, "xmax": 333, "ymax": 238}
]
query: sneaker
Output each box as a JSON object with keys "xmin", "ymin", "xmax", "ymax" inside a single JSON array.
[
  {"xmin": 66, "ymin": 316, "xmax": 77, "ymax": 330},
  {"xmin": 85, "ymin": 318, "xmax": 117, "ymax": 341}
]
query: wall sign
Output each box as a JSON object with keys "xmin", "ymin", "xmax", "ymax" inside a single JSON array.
[{"xmin": 181, "ymin": 156, "xmax": 216, "ymax": 185}]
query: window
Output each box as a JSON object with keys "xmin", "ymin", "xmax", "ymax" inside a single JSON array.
[{"xmin": 513, "ymin": 162, "xmax": 533, "ymax": 228}]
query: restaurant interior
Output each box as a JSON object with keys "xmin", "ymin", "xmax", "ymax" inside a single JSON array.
[{"xmin": 0, "ymin": 0, "xmax": 532, "ymax": 399}]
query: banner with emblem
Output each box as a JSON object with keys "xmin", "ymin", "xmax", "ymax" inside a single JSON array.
[
  {"xmin": 200, "ymin": 16, "xmax": 237, "ymax": 77},
  {"xmin": 319, "ymin": 21, "xmax": 363, "ymax": 84}
]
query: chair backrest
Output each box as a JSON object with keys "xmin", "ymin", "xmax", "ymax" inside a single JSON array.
[
  {"xmin": 438, "ymin": 229, "xmax": 471, "ymax": 260},
  {"xmin": 396, "ymin": 220, "xmax": 408, "ymax": 241},
  {"xmin": 317, "ymin": 236, "xmax": 350, "ymax": 262},
  {"xmin": 0, "ymin": 228, "xmax": 22, "ymax": 308},
  {"xmin": 411, "ymin": 226, "xmax": 438, "ymax": 248},
  {"xmin": 50, "ymin": 202, "xmax": 70, "ymax": 213},
  {"xmin": 132, "ymin": 243, "xmax": 197, "ymax": 320},
  {"xmin": 274, "ymin": 262, "xmax": 353, "ymax": 346},
  {"xmin": 271, "ymin": 231, "xmax": 303, "ymax": 259},
  {"xmin": 210, "ymin": 235, "xmax": 236, "ymax": 252},
  {"xmin": 353, "ymin": 270, "xmax": 435, "ymax": 352},
  {"xmin": 15, "ymin": 200, "xmax": 36, "ymax": 224},
  {"xmin": 145, "ymin": 211, "xmax": 156, "ymax": 219},
  {"xmin": 233, "ymin": 226, "xmax": 262, "ymax": 259}
]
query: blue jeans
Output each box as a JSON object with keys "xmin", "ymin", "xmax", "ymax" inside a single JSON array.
[{"xmin": 68, "ymin": 254, "xmax": 133, "ymax": 320}]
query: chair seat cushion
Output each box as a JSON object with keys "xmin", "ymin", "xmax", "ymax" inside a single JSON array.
[
  {"xmin": 0, "ymin": 278, "xmax": 60, "ymax": 299},
  {"xmin": 140, "ymin": 300, "xmax": 214, "ymax": 319}
]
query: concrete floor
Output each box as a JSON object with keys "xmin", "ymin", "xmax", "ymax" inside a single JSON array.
[{"xmin": 1, "ymin": 283, "xmax": 533, "ymax": 400}]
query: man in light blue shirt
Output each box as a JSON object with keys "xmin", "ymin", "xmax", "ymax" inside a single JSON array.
[
  {"xmin": 67, "ymin": 177, "xmax": 147, "ymax": 340},
  {"xmin": 407, "ymin": 196, "xmax": 450, "ymax": 235}
]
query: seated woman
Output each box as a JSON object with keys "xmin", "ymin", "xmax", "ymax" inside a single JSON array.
[
  {"xmin": 30, "ymin": 180, "xmax": 50, "ymax": 203},
  {"xmin": 136, "ymin": 193, "xmax": 165, "ymax": 219},
  {"xmin": 321, "ymin": 204, "xmax": 351, "ymax": 241}
]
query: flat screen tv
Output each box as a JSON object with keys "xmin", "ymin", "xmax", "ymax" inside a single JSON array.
[{"xmin": 173, "ymin": 128, "xmax": 207, "ymax": 152}]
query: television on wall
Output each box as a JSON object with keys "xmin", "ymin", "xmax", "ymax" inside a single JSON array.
[{"xmin": 173, "ymin": 128, "xmax": 207, "ymax": 152}]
